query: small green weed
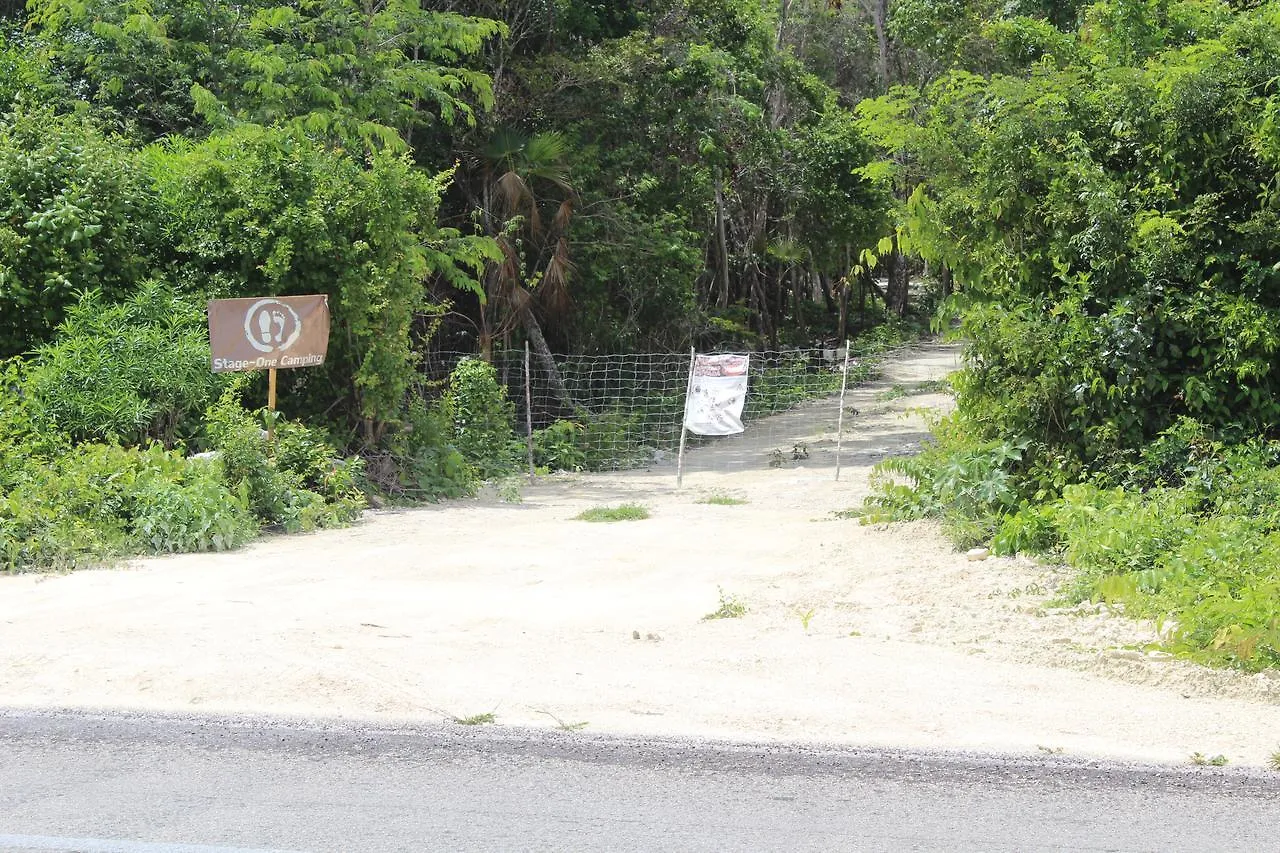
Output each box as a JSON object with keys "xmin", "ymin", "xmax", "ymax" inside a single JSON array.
[
  {"xmin": 535, "ymin": 709, "xmax": 589, "ymax": 732},
  {"xmin": 703, "ymin": 587, "xmax": 748, "ymax": 620},
  {"xmin": 1269, "ymin": 749, "xmax": 1280, "ymax": 771},
  {"xmin": 496, "ymin": 476, "xmax": 524, "ymax": 503},
  {"xmin": 575, "ymin": 503, "xmax": 649, "ymax": 522},
  {"xmin": 453, "ymin": 712, "xmax": 496, "ymax": 726},
  {"xmin": 697, "ymin": 492, "xmax": 748, "ymax": 506},
  {"xmin": 1189, "ymin": 752, "xmax": 1229, "ymax": 767},
  {"xmin": 798, "ymin": 608, "xmax": 816, "ymax": 631},
  {"xmin": 915, "ymin": 379, "xmax": 951, "ymax": 394},
  {"xmin": 876, "ymin": 379, "xmax": 950, "ymax": 403}
]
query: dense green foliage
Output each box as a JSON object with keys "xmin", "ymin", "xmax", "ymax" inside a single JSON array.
[
  {"xmin": 145, "ymin": 124, "xmax": 498, "ymax": 439},
  {"xmin": 204, "ymin": 386, "xmax": 367, "ymax": 531},
  {"xmin": 439, "ymin": 358, "xmax": 523, "ymax": 480},
  {"xmin": 0, "ymin": 107, "xmax": 156, "ymax": 355},
  {"xmin": 27, "ymin": 283, "xmax": 222, "ymax": 447},
  {"xmin": 0, "ymin": 443, "xmax": 256, "ymax": 571},
  {"xmin": 861, "ymin": 0, "xmax": 1280, "ymax": 669},
  {"xmin": 3, "ymin": 0, "xmax": 921, "ymax": 572}
]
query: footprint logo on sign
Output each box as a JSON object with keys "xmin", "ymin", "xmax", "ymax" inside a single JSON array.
[{"xmin": 244, "ymin": 299, "xmax": 302, "ymax": 354}]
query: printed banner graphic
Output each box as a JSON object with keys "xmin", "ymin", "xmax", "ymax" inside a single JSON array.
[
  {"xmin": 684, "ymin": 353, "xmax": 750, "ymax": 436},
  {"xmin": 208, "ymin": 295, "xmax": 330, "ymax": 373}
]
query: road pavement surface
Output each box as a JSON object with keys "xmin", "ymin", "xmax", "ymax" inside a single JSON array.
[{"xmin": 1, "ymin": 709, "xmax": 1275, "ymax": 852}]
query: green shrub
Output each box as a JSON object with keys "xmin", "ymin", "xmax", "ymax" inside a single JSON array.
[
  {"xmin": 146, "ymin": 124, "xmax": 499, "ymax": 440},
  {"xmin": 0, "ymin": 105, "xmax": 156, "ymax": 358},
  {"xmin": 575, "ymin": 504, "xmax": 650, "ymax": 522},
  {"xmin": 1053, "ymin": 485, "xmax": 1199, "ymax": 580},
  {"xmin": 990, "ymin": 503, "xmax": 1058, "ymax": 556},
  {"xmin": 1052, "ymin": 483, "xmax": 1280, "ymax": 670},
  {"xmin": 129, "ymin": 460, "xmax": 255, "ymax": 553},
  {"xmin": 863, "ymin": 415, "xmax": 1028, "ymax": 547},
  {"xmin": 533, "ymin": 419, "xmax": 586, "ymax": 472},
  {"xmin": 0, "ymin": 443, "xmax": 255, "ymax": 572},
  {"xmin": 867, "ymin": 408, "xmax": 1280, "ymax": 669},
  {"xmin": 0, "ymin": 358, "xmax": 67, "ymax": 493},
  {"xmin": 440, "ymin": 358, "xmax": 522, "ymax": 480},
  {"xmin": 578, "ymin": 410, "xmax": 648, "ymax": 471},
  {"xmin": 376, "ymin": 395, "xmax": 475, "ymax": 500},
  {"xmin": 26, "ymin": 282, "xmax": 225, "ymax": 448},
  {"xmin": 204, "ymin": 387, "xmax": 365, "ymax": 532}
]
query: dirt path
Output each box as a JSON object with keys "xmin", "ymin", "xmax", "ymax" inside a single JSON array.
[{"xmin": 5, "ymin": 342, "xmax": 1280, "ymax": 765}]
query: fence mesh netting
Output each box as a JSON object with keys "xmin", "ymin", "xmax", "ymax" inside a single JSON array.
[{"xmin": 418, "ymin": 340, "xmax": 916, "ymax": 476}]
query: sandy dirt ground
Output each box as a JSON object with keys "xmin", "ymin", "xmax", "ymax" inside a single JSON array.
[{"xmin": 5, "ymin": 342, "xmax": 1280, "ymax": 766}]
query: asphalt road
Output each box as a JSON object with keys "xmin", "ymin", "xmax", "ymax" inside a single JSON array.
[{"xmin": 1, "ymin": 709, "xmax": 1276, "ymax": 853}]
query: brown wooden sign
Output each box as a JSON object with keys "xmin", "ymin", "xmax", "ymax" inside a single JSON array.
[{"xmin": 208, "ymin": 295, "xmax": 330, "ymax": 373}]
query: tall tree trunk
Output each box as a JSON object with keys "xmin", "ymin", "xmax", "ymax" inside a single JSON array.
[
  {"xmin": 747, "ymin": 204, "xmax": 772, "ymax": 343},
  {"xmin": 478, "ymin": 303, "xmax": 493, "ymax": 363},
  {"xmin": 775, "ymin": 0, "xmax": 792, "ymax": 50},
  {"xmin": 872, "ymin": 0, "xmax": 890, "ymax": 92},
  {"xmin": 521, "ymin": 308, "xmax": 579, "ymax": 414},
  {"xmin": 818, "ymin": 272, "xmax": 836, "ymax": 314},
  {"xmin": 714, "ymin": 175, "xmax": 731, "ymax": 309},
  {"xmin": 885, "ymin": 236, "xmax": 910, "ymax": 316},
  {"xmin": 748, "ymin": 264, "xmax": 775, "ymax": 348},
  {"xmin": 863, "ymin": 267, "xmax": 887, "ymax": 304},
  {"xmin": 793, "ymin": 266, "xmax": 806, "ymax": 342}
]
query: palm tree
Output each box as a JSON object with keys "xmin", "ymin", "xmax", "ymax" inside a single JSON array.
[{"xmin": 473, "ymin": 126, "xmax": 578, "ymax": 408}]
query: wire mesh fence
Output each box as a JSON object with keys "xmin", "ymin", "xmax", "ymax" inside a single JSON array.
[{"xmin": 418, "ymin": 338, "xmax": 919, "ymax": 478}]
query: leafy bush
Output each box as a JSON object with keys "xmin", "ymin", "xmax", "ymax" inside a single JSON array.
[
  {"xmin": 575, "ymin": 503, "xmax": 650, "ymax": 522},
  {"xmin": 872, "ymin": 412, "xmax": 1280, "ymax": 670},
  {"xmin": 439, "ymin": 358, "xmax": 523, "ymax": 480},
  {"xmin": 863, "ymin": 415, "xmax": 1028, "ymax": 547},
  {"xmin": 0, "ymin": 105, "xmax": 156, "ymax": 357},
  {"xmin": 129, "ymin": 460, "xmax": 254, "ymax": 554},
  {"xmin": 26, "ymin": 282, "xmax": 224, "ymax": 447},
  {"xmin": 533, "ymin": 419, "xmax": 586, "ymax": 472},
  {"xmin": 0, "ymin": 358, "xmax": 66, "ymax": 492},
  {"xmin": 0, "ymin": 443, "xmax": 255, "ymax": 572},
  {"xmin": 146, "ymin": 125, "xmax": 498, "ymax": 437},
  {"xmin": 1046, "ymin": 472, "xmax": 1280, "ymax": 671},
  {"xmin": 373, "ymin": 395, "xmax": 476, "ymax": 500},
  {"xmin": 204, "ymin": 387, "xmax": 365, "ymax": 533},
  {"xmin": 0, "ymin": 33, "xmax": 65, "ymax": 113},
  {"xmin": 577, "ymin": 410, "xmax": 649, "ymax": 471}
]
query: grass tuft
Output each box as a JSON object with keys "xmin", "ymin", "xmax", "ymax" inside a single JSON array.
[
  {"xmin": 697, "ymin": 492, "xmax": 748, "ymax": 506},
  {"xmin": 575, "ymin": 503, "xmax": 650, "ymax": 522}
]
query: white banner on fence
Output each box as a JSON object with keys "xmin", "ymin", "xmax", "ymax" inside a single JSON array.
[{"xmin": 684, "ymin": 353, "xmax": 750, "ymax": 436}]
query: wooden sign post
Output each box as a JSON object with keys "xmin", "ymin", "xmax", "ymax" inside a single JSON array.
[{"xmin": 267, "ymin": 365, "xmax": 278, "ymax": 443}]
